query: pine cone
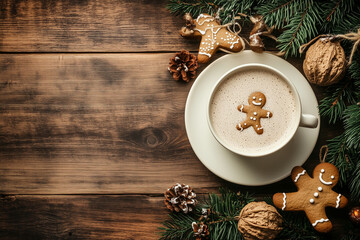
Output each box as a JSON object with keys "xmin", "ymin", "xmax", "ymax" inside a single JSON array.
[
  {"xmin": 168, "ymin": 50, "xmax": 198, "ymax": 82},
  {"xmin": 164, "ymin": 183, "xmax": 197, "ymax": 213},
  {"xmin": 192, "ymin": 222, "xmax": 209, "ymax": 240}
]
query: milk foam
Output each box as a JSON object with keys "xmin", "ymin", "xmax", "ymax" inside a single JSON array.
[{"xmin": 210, "ymin": 68, "xmax": 297, "ymax": 155}]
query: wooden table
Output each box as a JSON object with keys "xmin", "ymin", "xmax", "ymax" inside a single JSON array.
[{"xmin": 0, "ymin": 1, "xmax": 350, "ymax": 239}]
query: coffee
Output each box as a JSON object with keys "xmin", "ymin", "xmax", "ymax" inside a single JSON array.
[{"xmin": 209, "ymin": 67, "xmax": 297, "ymax": 155}]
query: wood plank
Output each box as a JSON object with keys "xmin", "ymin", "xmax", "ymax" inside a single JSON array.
[
  {"xmin": 0, "ymin": 53, "xmax": 222, "ymax": 194},
  {"xmin": 0, "ymin": 53, "xmax": 336, "ymax": 194},
  {"xmin": 0, "ymin": 194, "xmax": 168, "ymax": 240},
  {"xmin": 0, "ymin": 0, "xmax": 200, "ymax": 52},
  {"xmin": 0, "ymin": 194, "xmax": 353, "ymax": 239},
  {"xmin": 0, "ymin": 0, "xmax": 276, "ymax": 53}
]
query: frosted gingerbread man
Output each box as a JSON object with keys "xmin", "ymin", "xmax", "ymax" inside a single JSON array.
[
  {"xmin": 273, "ymin": 163, "xmax": 348, "ymax": 233},
  {"xmin": 180, "ymin": 13, "xmax": 245, "ymax": 63},
  {"xmin": 236, "ymin": 92, "xmax": 272, "ymax": 135}
]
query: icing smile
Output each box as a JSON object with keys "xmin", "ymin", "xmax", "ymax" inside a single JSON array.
[
  {"xmin": 252, "ymin": 101, "xmax": 262, "ymax": 106},
  {"xmin": 319, "ymin": 169, "xmax": 333, "ymax": 185}
]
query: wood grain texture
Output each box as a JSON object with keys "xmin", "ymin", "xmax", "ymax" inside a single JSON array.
[
  {"xmin": 0, "ymin": 0, "xmax": 275, "ymax": 53},
  {"xmin": 0, "ymin": 0, "xmax": 200, "ymax": 52},
  {"xmin": 0, "ymin": 1, "xmax": 350, "ymax": 239},
  {"xmin": 0, "ymin": 194, "xmax": 167, "ymax": 240},
  {"xmin": 0, "ymin": 53, "xmax": 220, "ymax": 194},
  {"xmin": 0, "ymin": 194, "xmax": 354, "ymax": 240},
  {"xmin": 0, "ymin": 53, "xmax": 339, "ymax": 195}
]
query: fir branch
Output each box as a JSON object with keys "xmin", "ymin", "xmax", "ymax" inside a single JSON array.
[
  {"xmin": 278, "ymin": 212, "xmax": 324, "ymax": 240},
  {"xmin": 279, "ymin": 1, "xmax": 322, "ymax": 57},
  {"xmin": 256, "ymin": 0, "xmax": 300, "ymax": 29},
  {"xmin": 322, "ymin": 0, "xmax": 359, "ymax": 31},
  {"xmin": 202, "ymin": 189, "xmax": 254, "ymax": 240},
  {"xmin": 348, "ymin": 157, "xmax": 360, "ymax": 200},
  {"xmin": 318, "ymin": 43, "xmax": 360, "ymax": 124},
  {"xmin": 343, "ymin": 104, "xmax": 360, "ymax": 150},
  {"xmin": 318, "ymin": 79, "xmax": 357, "ymax": 124},
  {"xmin": 167, "ymin": 0, "xmax": 217, "ymax": 19},
  {"xmin": 159, "ymin": 213, "xmax": 197, "ymax": 240},
  {"xmin": 326, "ymin": 133, "xmax": 357, "ymax": 187},
  {"xmin": 330, "ymin": 7, "xmax": 360, "ymax": 34},
  {"xmin": 166, "ymin": 0, "xmax": 257, "ymax": 24}
]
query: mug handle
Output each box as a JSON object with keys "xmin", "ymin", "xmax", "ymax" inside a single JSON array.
[{"xmin": 300, "ymin": 114, "xmax": 318, "ymax": 128}]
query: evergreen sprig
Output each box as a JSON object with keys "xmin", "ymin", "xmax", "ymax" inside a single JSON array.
[
  {"xmin": 322, "ymin": 0, "xmax": 359, "ymax": 32},
  {"xmin": 318, "ymin": 79, "xmax": 358, "ymax": 124},
  {"xmin": 343, "ymin": 104, "xmax": 360, "ymax": 150},
  {"xmin": 160, "ymin": 190, "xmax": 324, "ymax": 240},
  {"xmin": 275, "ymin": 1, "xmax": 321, "ymax": 57},
  {"xmin": 159, "ymin": 212, "xmax": 197, "ymax": 240},
  {"xmin": 278, "ymin": 212, "xmax": 324, "ymax": 240},
  {"xmin": 201, "ymin": 189, "xmax": 254, "ymax": 240},
  {"xmin": 167, "ymin": 0, "xmax": 258, "ymax": 24},
  {"xmin": 167, "ymin": 0, "xmax": 360, "ymax": 57}
]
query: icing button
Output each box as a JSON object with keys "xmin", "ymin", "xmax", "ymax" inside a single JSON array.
[
  {"xmin": 314, "ymin": 192, "xmax": 319, "ymax": 198},
  {"xmin": 318, "ymin": 187, "xmax": 323, "ymax": 192},
  {"xmin": 310, "ymin": 199, "xmax": 315, "ymax": 204},
  {"xmin": 321, "ymin": 169, "xmax": 325, "ymax": 173}
]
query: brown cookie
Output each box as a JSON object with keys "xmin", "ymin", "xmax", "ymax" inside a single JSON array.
[
  {"xmin": 236, "ymin": 92, "xmax": 273, "ymax": 134},
  {"xmin": 180, "ymin": 13, "xmax": 245, "ymax": 63},
  {"xmin": 273, "ymin": 163, "xmax": 348, "ymax": 233}
]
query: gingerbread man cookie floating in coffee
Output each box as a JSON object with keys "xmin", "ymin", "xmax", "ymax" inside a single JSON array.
[
  {"xmin": 273, "ymin": 163, "xmax": 348, "ymax": 233},
  {"xmin": 180, "ymin": 13, "xmax": 245, "ymax": 63},
  {"xmin": 236, "ymin": 92, "xmax": 272, "ymax": 135}
]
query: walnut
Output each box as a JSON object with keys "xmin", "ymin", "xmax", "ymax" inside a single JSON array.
[
  {"xmin": 237, "ymin": 201, "xmax": 282, "ymax": 240},
  {"xmin": 303, "ymin": 37, "xmax": 346, "ymax": 86}
]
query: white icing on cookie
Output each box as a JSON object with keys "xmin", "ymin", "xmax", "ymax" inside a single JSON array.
[
  {"xmin": 331, "ymin": 175, "xmax": 335, "ymax": 179},
  {"xmin": 312, "ymin": 218, "xmax": 329, "ymax": 227},
  {"xmin": 253, "ymin": 112, "xmax": 257, "ymax": 116},
  {"xmin": 237, "ymin": 123, "xmax": 243, "ymax": 131},
  {"xmin": 310, "ymin": 199, "xmax": 314, "ymax": 204},
  {"xmin": 252, "ymin": 101, "xmax": 261, "ymax": 106},
  {"xmin": 239, "ymin": 105, "xmax": 244, "ymax": 112},
  {"xmin": 194, "ymin": 28, "xmax": 206, "ymax": 35},
  {"xmin": 294, "ymin": 170, "xmax": 306, "ymax": 182},
  {"xmin": 282, "ymin": 192, "xmax": 287, "ymax": 210},
  {"xmin": 314, "ymin": 192, "xmax": 319, "ymax": 197},
  {"xmin": 319, "ymin": 169, "xmax": 333, "ymax": 185},
  {"xmin": 250, "ymin": 117, "xmax": 253, "ymax": 120},
  {"xmin": 267, "ymin": 112, "xmax": 270, "ymax": 118},
  {"xmin": 253, "ymin": 117, "xmax": 256, "ymax": 121},
  {"xmin": 253, "ymin": 96, "xmax": 256, "ymax": 99},
  {"xmin": 318, "ymin": 187, "xmax": 323, "ymax": 192},
  {"xmin": 336, "ymin": 194, "xmax": 341, "ymax": 208},
  {"xmin": 259, "ymin": 98, "xmax": 262, "ymax": 101},
  {"xmin": 199, "ymin": 51, "xmax": 211, "ymax": 57},
  {"xmin": 196, "ymin": 14, "xmax": 213, "ymax": 25},
  {"xmin": 230, "ymin": 38, "xmax": 240, "ymax": 49}
]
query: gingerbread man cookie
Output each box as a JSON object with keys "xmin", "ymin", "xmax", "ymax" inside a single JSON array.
[
  {"xmin": 180, "ymin": 13, "xmax": 245, "ymax": 63},
  {"xmin": 273, "ymin": 163, "xmax": 348, "ymax": 233},
  {"xmin": 236, "ymin": 92, "xmax": 272, "ymax": 134}
]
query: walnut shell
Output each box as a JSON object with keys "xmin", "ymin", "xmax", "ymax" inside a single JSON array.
[
  {"xmin": 303, "ymin": 37, "xmax": 346, "ymax": 86},
  {"xmin": 237, "ymin": 201, "xmax": 282, "ymax": 240}
]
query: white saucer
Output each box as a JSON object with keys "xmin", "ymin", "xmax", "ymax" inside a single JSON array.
[{"xmin": 185, "ymin": 51, "xmax": 320, "ymax": 186}]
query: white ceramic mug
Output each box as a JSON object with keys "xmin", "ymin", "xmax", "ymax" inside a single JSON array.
[{"xmin": 207, "ymin": 64, "xmax": 318, "ymax": 157}]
